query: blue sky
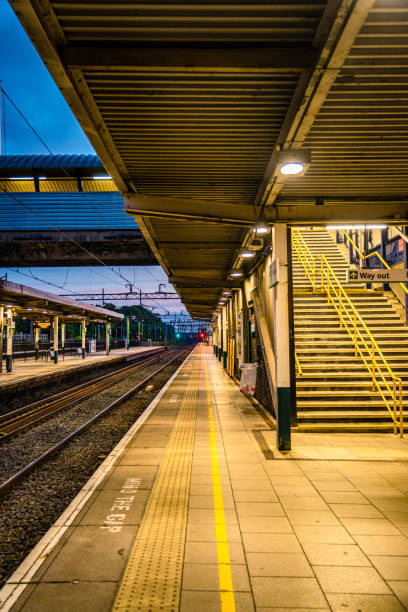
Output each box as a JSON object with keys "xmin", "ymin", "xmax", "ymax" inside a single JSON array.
[
  {"xmin": 0, "ymin": 0, "xmax": 185, "ymax": 314},
  {"xmin": 0, "ymin": 0, "xmax": 93, "ymax": 155}
]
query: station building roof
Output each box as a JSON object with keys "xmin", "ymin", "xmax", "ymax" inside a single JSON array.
[
  {"xmin": 9, "ymin": 1, "xmax": 408, "ymax": 319},
  {"xmin": 0, "ymin": 280, "xmax": 123, "ymax": 324}
]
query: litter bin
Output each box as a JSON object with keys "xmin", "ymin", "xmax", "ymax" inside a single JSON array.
[{"xmin": 239, "ymin": 363, "xmax": 258, "ymax": 396}]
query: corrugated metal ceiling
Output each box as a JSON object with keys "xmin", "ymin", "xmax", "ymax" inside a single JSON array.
[{"xmin": 9, "ymin": 0, "xmax": 406, "ymax": 317}]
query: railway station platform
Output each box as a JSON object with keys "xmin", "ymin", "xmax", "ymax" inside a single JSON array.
[
  {"xmin": 2, "ymin": 345, "xmax": 408, "ymax": 611},
  {"xmin": 0, "ymin": 345, "xmax": 163, "ymax": 393}
]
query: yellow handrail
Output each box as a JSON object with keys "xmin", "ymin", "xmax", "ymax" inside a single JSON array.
[
  {"xmin": 341, "ymin": 230, "xmax": 408, "ymax": 296},
  {"xmin": 295, "ymin": 352, "xmax": 303, "ymax": 376},
  {"xmin": 292, "ymin": 228, "xmax": 404, "ymax": 437}
]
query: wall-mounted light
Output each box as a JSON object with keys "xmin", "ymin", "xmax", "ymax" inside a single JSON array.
[{"xmin": 230, "ymin": 271, "xmax": 243, "ymax": 277}]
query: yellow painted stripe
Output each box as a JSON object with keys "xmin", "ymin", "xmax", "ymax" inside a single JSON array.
[{"xmin": 203, "ymin": 352, "xmax": 236, "ymax": 612}]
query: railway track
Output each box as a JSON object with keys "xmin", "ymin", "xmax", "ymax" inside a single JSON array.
[
  {"xmin": 0, "ymin": 344, "xmax": 193, "ymax": 496},
  {"xmin": 0, "ymin": 346, "xmax": 168, "ymax": 440}
]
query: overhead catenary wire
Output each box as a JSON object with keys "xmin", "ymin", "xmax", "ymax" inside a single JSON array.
[
  {"xmin": 3, "ymin": 266, "xmax": 78, "ymax": 294},
  {"xmin": 0, "ymin": 87, "xmax": 181, "ymax": 313},
  {"xmin": 0, "ymin": 87, "xmax": 135, "ymax": 285}
]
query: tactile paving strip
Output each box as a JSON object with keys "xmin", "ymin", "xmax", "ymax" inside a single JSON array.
[{"xmin": 112, "ymin": 356, "xmax": 199, "ymax": 611}]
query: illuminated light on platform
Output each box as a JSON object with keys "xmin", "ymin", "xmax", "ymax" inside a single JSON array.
[
  {"xmin": 240, "ymin": 250, "xmax": 255, "ymax": 258},
  {"xmin": 230, "ymin": 271, "xmax": 242, "ymax": 277},
  {"xmin": 326, "ymin": 225, "xmax": 387, "ymax": 230},
  {"xmin": 253, "ymin": 223, "xmax": 269, "ymax": 234},
  {"xmin": 92, "ymin": 175, "xmax": 112, "ymax": 180},
  {"xmin": 280, "ymin": 162, "xmax": 304, "ymax": 175},
  {"xmin": 8, "ymin": 176, "xmax": 33, "ymax": 180}
]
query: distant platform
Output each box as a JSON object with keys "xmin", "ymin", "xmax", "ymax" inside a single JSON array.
[{"xmin": 0, "ymin": 346, "xmax": 163, "ymax": 393}]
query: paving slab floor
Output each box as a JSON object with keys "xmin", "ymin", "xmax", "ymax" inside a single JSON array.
[{"xmin": 2, "ymin": 345, "xmax": 408, "ymax": 611}]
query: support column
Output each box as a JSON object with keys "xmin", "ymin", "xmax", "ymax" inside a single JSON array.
[
  {"xmin": 273, "ymin": 224, "xmax": 291, "ymax": 451},
  {"xmin": 106, "ymin": 321, "xmax": 110, "ymax": 355},
  {"xmin": 381, "ymin": 228, "xmax": 390, "ymax": 291},
  {"xmin": 81, "ymin": 319, "xmax": 86, "ymax": 359},
  {"xmin": 126, "ymin": 317, "xmax": 130, "ymax": 349},
  {"xmin": 364, "ymin": 230, "xmax": 372, "ymax": 289},
  {"xmin": 61, "ymin": 322, "xmax": 65, "ymax": 359},
  {"xmin": 6, "ymin": 309, "xmax": 13, "ymax": 373},
  {"xmin": 222, "ymin": 306, "xmax": 227, "ymax": 368},
  {"xmin": 286, "ymin": 228, "xmax": 297, "ymax": 427},
  {"xmin": 404, "ymin": 227, "xmax": 408, "ymax": 325},
  {"xmin": 0, "ymin": 305, "xmax": 3, "ymax": 373},
  {"xmin": 53, "ymin": 315, "xmax": 59, "ymax": 363},
  {"xmin": 34, "ymin": 325, "xmax": 40, "ymax": 360}
]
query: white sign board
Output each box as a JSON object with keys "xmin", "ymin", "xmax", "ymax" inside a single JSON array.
[
  {"xmin": 347, "ymin": 268, "xmax": 408, "ymax": 284},
  {"xmin": 269, "ymin": 259, "xmax": 279, "ymax": 288}
]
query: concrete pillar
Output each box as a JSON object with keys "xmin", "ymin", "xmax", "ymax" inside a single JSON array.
[
  {"xmin": 34, "ymin": 325, "xmax": 40, "ymax": 360},
  {"xmin": 61, "ymin": 322, "xmax": 65, "ymax": 357},
  {"xmin": 53, "ymin": 315, "xmax": 59, "ymax": 363},
  {"xmin": 106, "ymin": 321, "xmax": 110, "ymax": 355},
  {"xmin": 81, "ymin": 319, "xmax": 86, "ymax": 359},
  {"xmin": 273, "ymin": 224, "xmax": 291, "ymax": 451},
  {"xmin": 404, "ymin": 227, "xmax": 408, "ymax": 325},
  {"xmin": 222, "ymin": 306, "xmax": 227, "ymax": 368},
  {"xmin": 6, "ymin": 308, "xmax": 13, "ymax": 372},
  {"xmin": 0, "ymin": 305, "xmax": 3, "ymax": 373}
]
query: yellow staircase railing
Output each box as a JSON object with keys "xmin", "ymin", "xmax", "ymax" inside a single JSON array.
[
  {"xmin": 295, "ymin": 352, "xmax": 303, "ymax": 376},
  {"xmin": 292, "ymin": 228, "xmax": 404, "ymax": 437}
]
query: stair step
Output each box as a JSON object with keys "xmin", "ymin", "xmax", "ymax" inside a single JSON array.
[
  {"xmin": 294, "ymin": 423, "xmax": 397, "ymax": 433},
  {"xmin": 297, "ymin": 411, "xmax": 402, "ymax": 421},
  {"xmin": 297, "ymin": 400, "xmax": 399, "ymax": 407}
]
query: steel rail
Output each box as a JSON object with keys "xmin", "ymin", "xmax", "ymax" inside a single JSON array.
[
  {"xmin": 0, "ymin": 347, "xmax": 167, "ymax": 440},
  {"xmin": 0, "ymin": 345, "xmax": 194, "ymax": 497}
]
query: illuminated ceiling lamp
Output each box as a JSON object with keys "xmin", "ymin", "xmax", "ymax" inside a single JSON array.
[
  {"xmin": 276, "ymin": 149, "xmax": 311, "ymax": 177},
  {"xmin": 240, "ymin": 250, "xmax": 255, "ymax": 259},
  {"xmin": 252, "ymin": 222, "xmax": 269, "ymax": 234}
]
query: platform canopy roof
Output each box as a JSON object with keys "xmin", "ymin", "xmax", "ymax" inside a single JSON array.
[
  {"xmin": 10, "ymin": 0, "xmax": 408, "ymax": 319},
  {"xmin": 0, "ymin": 279, "xmax": 123, "ymax": 323}
]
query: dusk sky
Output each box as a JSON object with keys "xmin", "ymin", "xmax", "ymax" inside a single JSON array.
[{"xmin": 0, "ymin": 0, "xmax": 185, "ymax": 316}]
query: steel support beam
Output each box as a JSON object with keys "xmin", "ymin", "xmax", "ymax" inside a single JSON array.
[
  {"xmin": 61, "ymin": 45, "xmax": 317, "ymax": 72},
  {"xmin": 125, "ymin": 194, "xmax": 408, "ymax": 226},
  {"xmin": 255, "ymin": 0, "xmax": 376, "ymax": 207}
]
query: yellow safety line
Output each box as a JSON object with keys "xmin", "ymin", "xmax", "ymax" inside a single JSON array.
[{"xmin": 203, "ymin": 351, "xmax": 236, "ymax": 612}]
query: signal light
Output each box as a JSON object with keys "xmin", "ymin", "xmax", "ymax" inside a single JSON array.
[{"xmin": 199, "ymin": 332, "xmax": 205, "ymax": 338}]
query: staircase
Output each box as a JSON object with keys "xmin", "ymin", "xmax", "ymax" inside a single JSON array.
[{"xmin": 293, "ymin": 229, "xmax": 408, "ymax": 432}]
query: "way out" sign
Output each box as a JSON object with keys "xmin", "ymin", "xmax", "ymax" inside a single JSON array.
[{"xmin": 347, "ymin": 269, "xmax": 408, "ymax": 283}]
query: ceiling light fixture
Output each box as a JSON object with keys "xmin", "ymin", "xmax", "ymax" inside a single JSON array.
[
  {"xmin": 252, "ymin": 222, "xmax": 269, "ymax": 234},
  {"xmin": 280, "ymin": 162, "xmax": 304, "ymax": 175},
  {"xmin": 240, "ymin": 250, "xmax": 255, "ymax": 258},
  {"xmin": 230, "ymin": 271, "xmax": 243, "ymax": 277},
  {"xmin": 276, "ymin": 149, "xmax": 311, "ymax": 177},
  {"xmin": 325, "ymin": 225, "xmax": 387, "ymax": 230}
]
